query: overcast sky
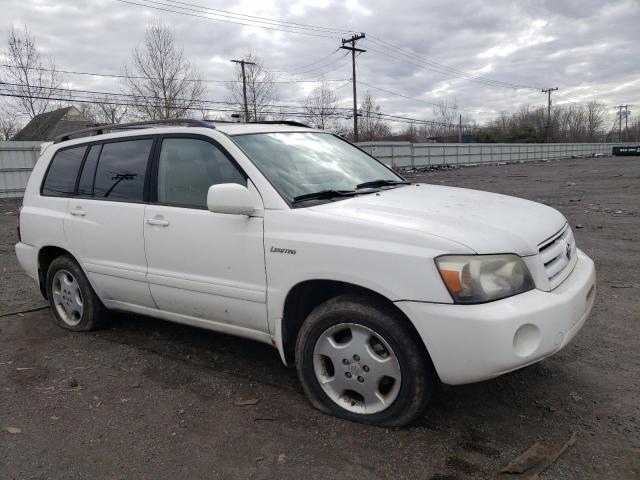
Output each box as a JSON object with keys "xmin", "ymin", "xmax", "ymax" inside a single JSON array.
[{"xmin": 2, "ymin": 0, "xmax": 639, "ymax": 128}]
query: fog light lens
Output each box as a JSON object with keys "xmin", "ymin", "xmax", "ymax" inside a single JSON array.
[{"xmin": 513, "ymin": 323, "xmax": 541, "ymax": 357}]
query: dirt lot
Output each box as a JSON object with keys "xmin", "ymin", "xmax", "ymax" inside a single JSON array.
[{"xmin": 1, "ymin": 156, "xmax": 639, "ymax": 479}]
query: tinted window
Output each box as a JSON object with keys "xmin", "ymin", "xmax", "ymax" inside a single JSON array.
[
  {"xmin": 157, "ymin": 138, "xmax": 245, "ymax": 208},
  {"xmin": 42, "ymin": 146, "xmax": 87, "ymax": 196},
  {"xmin": 76, "ymin": 145, "xmax": 101, "ymax": 197},
  {"xmin": 93, "ymin": 139, "xmax": 153, "ymax": 201}
]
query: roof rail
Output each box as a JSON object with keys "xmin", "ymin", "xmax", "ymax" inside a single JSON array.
[
  {"xmin": 247, "ymin": 120, "xmax": 311, "ymax": 128},
  {"xmin": 53, "ymin": 119, "xmax": 215, "ymax": 144}
]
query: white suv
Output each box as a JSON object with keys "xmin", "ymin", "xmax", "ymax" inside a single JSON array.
[{"xmin": 15, "ymin": 119, "xmax": 596, "ymax": 426}]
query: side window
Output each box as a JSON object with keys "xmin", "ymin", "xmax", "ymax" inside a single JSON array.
[
  {"xmin": 157, "ymin": 138, "xmax": 246, "ymax": 208},
  {"xmin": 93, "ymin": 139, "xmax": 153, "ymax": 202},
  {"xmin": 76, "ymin": 145, "xmax": 102, "ymax": 197},
  {"xmin": 41, "ymin": 146, "xmax": 87, "ymax": 197}
]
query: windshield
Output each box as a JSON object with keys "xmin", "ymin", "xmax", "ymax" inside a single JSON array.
[{"xmin": 231, "ymin": 132, "xmax": 405, "ymax": 204}]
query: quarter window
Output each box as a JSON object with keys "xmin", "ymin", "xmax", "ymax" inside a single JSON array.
[
  {"xmin": 156, "ymin": 138, "xmax": 245, "ymax": 208},
  {"xmin": 42, "ymin": 146, "xmax": 87, "ymax": 196},
  {"xmin": 93, "ymin": 139, "xmax": 153, "ymax": 201}
]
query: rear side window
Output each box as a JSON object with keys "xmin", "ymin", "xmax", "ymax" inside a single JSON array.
[
  {"xmin": 42, "ymin": 146, "xmax": 87, "ymax": 196},
  {"xmin": 93, "ymin": 139, "xmax": 153, "ymax": 201},
  {"xmin": 76, "ymin": 145, "xmax": 102, "ymax": 197},
  {"xmin": 156, "ymin": 137, "xmax": 246, "ymax": 208}
]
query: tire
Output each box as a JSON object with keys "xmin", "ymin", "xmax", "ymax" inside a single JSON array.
[
  {"xmin": 45, "ymin": 255, "xmax": 108, "ymax": 331},
  {"xmin": 295, "ymin": 294, "xmax": 434, "ymax": 427}
]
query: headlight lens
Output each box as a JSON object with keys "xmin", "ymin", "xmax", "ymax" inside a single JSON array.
[{"xmin": 435, "ymin": 254, "xmax": 535, "ymax": 304}]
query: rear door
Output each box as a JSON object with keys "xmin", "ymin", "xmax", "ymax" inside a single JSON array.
[
  {"xmin": 143, "ymin": 135, "xmax": 268, "ymax": 333},
  {"xmin": 64, "ymin": 137, "xmax": 156, "ymax": 308}
]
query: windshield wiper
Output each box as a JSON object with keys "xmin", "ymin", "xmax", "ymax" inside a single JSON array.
[
  {"xmin": 356, "ymin": 179, "xmax": 410, "ymax": 190},
  {"xmin": 292, "ymin": 189, "xmax": 357, "ymax": 203}
]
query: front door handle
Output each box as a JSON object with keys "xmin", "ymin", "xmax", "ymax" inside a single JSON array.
[
  {"xmin": 145, "ymin": 217, "xmax": 170, "ymax": 227},
  {"xmin": 70, "ymin": 207, "xmax": 86, "ymax": 217}
]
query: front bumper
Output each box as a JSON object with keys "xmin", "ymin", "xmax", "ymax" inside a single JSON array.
[{"xmin": 396, "ymin": 249, "xmax": 596, "ymax": 385}]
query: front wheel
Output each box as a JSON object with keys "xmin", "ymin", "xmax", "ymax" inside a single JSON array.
[{"xmin": 295, "ymin": 294, "xmax": 435, "ymax": 426}]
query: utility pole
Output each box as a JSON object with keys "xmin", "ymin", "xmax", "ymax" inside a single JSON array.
[
  {"xmin": 231, "ymin": 59, "xmax": 256, "ymax": 122},
  {"xmin": 614, "ymin": 104, "xmax": 630, "ymax": 142},
  {"xmin": 623, "ymin": 104, "xmax": 631, "ymax": 141},
  {"xmin": 616, "ymin": 105, "xmax": 624, "ymax": 142},
  {"xmin": 458, "ymin": 114, "xmax": 462, "ymax": 143},
  {"xmin": 340, "ymin": 33, "xmax": 366, "ymax": 142},
  {"xmin": 542, "ymin": 87, "xmax": 558, "ymax": 143}
]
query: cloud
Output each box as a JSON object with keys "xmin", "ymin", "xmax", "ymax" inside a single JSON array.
[{"xmin": 1, "ymin": 0, "xmax": 638, "ymax": 128}]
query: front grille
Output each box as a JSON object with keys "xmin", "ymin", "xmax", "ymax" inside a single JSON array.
[{"xmin": 538, "ymin": 224, "xmax": 576, "ymax": 288}]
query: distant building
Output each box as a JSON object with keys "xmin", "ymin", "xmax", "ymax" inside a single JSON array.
[{"xmin": 13, "ymin": 106, "xmax": 91, "ymax": 141}]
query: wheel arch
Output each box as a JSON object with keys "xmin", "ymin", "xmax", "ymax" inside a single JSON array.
[
  {"xmin": 37, "ymin": 245, "xmax": 76, "ymax": 299},
  {"xmin": 279, "ymin": 279, "xmax": 436, "ymax": 376}
]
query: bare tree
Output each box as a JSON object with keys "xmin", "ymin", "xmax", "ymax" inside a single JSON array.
[
  {"xmin": 0, "ymin": 104, "xmax": 18, "ymax": 140},
  {"xmin": 77, "ymin": 97, "xmax": 128, "ymax": 125},
  {"xmin": 95, "ymin": 97, "xmax": 128, "ymax": 124},
  {"xmin": 585, "ymin": 101, "xmax": 606, "ymax": 141},
  {"xmin": 124, "ymin": 22, "xmax": 206, "ymax": 120},
  {"xmin": 358, "ymin": 92, "xmax": 390, "ymax": 141},
  {"xmin": 227, "ymin": 52, "xmax": 277, "ymax": 121},
  {"xmin": 1, "ymin": 25, "xmax": 62, "ymax": 120},
  {"xmin": 628, "ymin": 117, "xmax": 640, "ymax": 142},
  {"xmin": 303, "ymin": 81, "xmax": 339, "ymax": 130}
]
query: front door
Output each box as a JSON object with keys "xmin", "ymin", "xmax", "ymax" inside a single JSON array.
[{"xmin": 143, "ymin": 135, "xmax": 268, "ymax": 333}]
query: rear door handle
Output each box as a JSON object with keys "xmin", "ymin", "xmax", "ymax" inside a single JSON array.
[
  {"xmin": 145, "ymin": 217, "xmax": 170, "ymax": 227},
  {"xmin": 70, "ymin": 207, "xmax": 86, "ymax": 217}
]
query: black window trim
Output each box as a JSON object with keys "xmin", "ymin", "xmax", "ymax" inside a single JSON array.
[
  {"xmin": 149, "ymin": 133, "xmax": 249, "ymax": 211},
  {"xmin": 40, "ymin": 144, "xmax": 89, "ymax": 198},
  {"xmin": 41, "ymin": 135, "xmax": 159, "ymax": 204},
  {"xmin": 75, "ymin": 143, "xmax": 103, "ymax": 198}
]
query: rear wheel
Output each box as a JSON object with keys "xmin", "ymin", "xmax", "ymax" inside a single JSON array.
[
  {"xmin": 295, "ymin": 294, "xmax": 434, "ymax": 426},
  {"xmin": 46, "ymin": 255, "xmax": 108, "ymax": 331}
]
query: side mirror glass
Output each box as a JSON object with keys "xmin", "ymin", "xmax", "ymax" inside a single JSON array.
[{"xmin": 207, "ymin": 183, "xmax": 255, "ymax": 215}]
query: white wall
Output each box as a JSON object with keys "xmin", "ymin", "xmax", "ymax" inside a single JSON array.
[
  {"xmin": 0, "ymin": 142, "xmax": 43, "ymax": 198},
  {"xmin": 356, "ymin": 142, "xmax": 636, "ymax": 168}
]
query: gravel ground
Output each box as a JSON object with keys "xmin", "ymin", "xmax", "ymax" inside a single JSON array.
[{"xmin": 0, "ymin": 156, "xmax": 639, "ymax": 479}]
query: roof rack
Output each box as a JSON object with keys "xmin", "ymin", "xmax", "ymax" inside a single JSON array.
[
  {"xmin": 246, "ymin": 120, "xmax": 311, "ymax": 128},
  {"xmin": 53, "ymin": 119, "xmax": 215, "ymax": 144}
]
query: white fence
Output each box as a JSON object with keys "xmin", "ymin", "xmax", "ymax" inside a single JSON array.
[
  {"xmin": 0, "ymin": 140, "xmax": 637, "ymax": 198},
  {"xmin": 0, "ymin": 141, "xmax": 42, "ymax": 198},
  {"xmin": 356, "ymin": 142, "xmax": 637, "ymax": 168}
]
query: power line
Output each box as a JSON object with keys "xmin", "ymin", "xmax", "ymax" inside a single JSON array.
[
  {"xmin": 0, "ymin": 86, "xmax": 466, "ymax": 127},
  {"xmin": 114, "ymin": 0, "xmax": 547, "ymax": 94},
  {"xmin": 114, "ymin": 0, "xmax": 342, "ymax": 38},
  {"xmin": 364, "ymin": 35, "xmax": 541, "ymax": 91},
  {"xmin": 160, "ymin": 0, "xmax": 355, "ymax": 35},
  {"xmin": 0, "ymin": 82, "xmax": 263, "ymax": 109},
  {"xmin": 271, "ymin": 51, "xmax": 350, "ymax": 79},
  {"xmin": 270, "ymin": 49, "xmax": 340, "ymax": 74},
  {"xmin": 0, "ymin": 81, "xmax": 354, "ymax": 111},
  {"xmin": 0, "ymin": 63, "xmax": 348, "ymax": 85}
]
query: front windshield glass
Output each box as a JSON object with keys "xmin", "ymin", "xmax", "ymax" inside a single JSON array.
[{"xmin": 232, "ymin": 132, "xmax": 404, "ymax": 203}]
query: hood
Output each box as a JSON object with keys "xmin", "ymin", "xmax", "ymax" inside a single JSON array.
[{"xmin": 310, "ymin": 184, "xmax": 566, "ymax": 256}]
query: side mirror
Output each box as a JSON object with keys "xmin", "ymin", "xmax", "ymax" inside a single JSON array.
[{"xmin": 207, "ymin": 183, "xmax": 255, "ymax": 215}]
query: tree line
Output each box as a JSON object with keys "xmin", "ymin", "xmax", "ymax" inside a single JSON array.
[{"xmin": 1, "ymin": 23, "xmax": 638, "ymax": 143}]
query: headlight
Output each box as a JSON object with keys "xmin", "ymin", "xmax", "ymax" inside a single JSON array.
[{"xmin": 435, "ymin": 254, "xmax": 535, "ymax": 304}]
